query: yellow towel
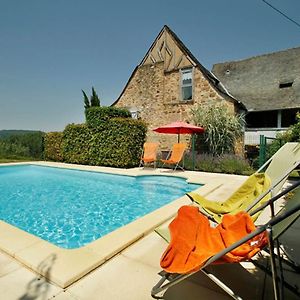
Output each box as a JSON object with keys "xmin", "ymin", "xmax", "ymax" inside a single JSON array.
[{"xmin": 188, "ymin": 173, "xmax": 271, "ymax": 223}]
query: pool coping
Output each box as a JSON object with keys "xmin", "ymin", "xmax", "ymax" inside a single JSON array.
[{"xmin": 0, "ymin": 161, "xmax": 223, "ymax": 288}]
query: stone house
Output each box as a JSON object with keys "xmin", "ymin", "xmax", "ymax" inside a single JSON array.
[
  {"xmin": 112, "ymin": 25, "xmax": 244, "ymax": 151},
  {"xmin": 212, "ymin": 47, "xmax": 300, "ymax": 145}
]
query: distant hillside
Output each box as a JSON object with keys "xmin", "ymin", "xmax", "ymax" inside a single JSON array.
[{"xmin": 0, "ymin": 130, "xmax": 43, "ymax": 139}]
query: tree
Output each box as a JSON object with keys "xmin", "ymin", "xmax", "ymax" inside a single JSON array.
[
  {"xmin": 90, "ymin": 87, "xmax": 100, "ymax": 107},
  {"xmin": 82, "ymin": 87, "xmax": 101, "ymax": 109},
  {"xmin": 0, "ymin": 131, "xmax": 44, "ymax": 159},
  {"xmin": 191, "ymin": 101, "xmax": 245, "ymax": 156},
  {"xmin": 82, "ymin": 90, "xmax": 90, "ymax": 109}
]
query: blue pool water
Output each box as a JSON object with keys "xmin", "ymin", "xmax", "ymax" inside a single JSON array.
[{"xmin": 0, "ymin": 165, "xmax": 200, "ymax": 249}]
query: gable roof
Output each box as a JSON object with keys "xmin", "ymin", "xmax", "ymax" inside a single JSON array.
[
  {"xmin": 212, "ymin": 47, "xmax": 300, "ymax": 112},
  {"xmin": 113, "ymin": 25, "xmax": 244, "ymax": 109}
]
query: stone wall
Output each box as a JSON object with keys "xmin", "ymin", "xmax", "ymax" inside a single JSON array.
[{"xmin": 115, "ymin": 62, "xmax": 236, "ymax": 152}]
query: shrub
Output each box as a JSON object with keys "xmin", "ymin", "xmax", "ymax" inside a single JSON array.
[
  {"xmin": 289, "ymin": 112, "xmax": 300, "ymax": 141},
  {"xmin": 184, "ymin": 152, "xmax": 253, "ymax": 175},
  {"xmin": 44, "ymin": 132, "xmax": 64, "ymax": 161},
  {"xmin": 85, "ymin": 106, "xmax": 131, "ymax": 127},
  {"xmin": 265, "ymin": 112, "xmax": 300, "ymax": 161},
  {"xmin": 218, "ymin": 154, "xmax": 253, "ymax": 175},
  {"xmin": 62, "ymin": 119, "xmax": 147, "ymax": 168},
  {"xmin": 191, "ymin": 102, "xmax": 245, "ymax": 156}
]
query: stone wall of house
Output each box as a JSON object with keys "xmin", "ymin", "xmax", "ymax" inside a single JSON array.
[{"xmin": 115, "ymin": 62, "xmax": 236, "ymax": 154}]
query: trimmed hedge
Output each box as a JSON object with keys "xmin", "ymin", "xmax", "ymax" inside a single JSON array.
[
  {"xmin": 44, "ymin": 132, "xmax": 64, "ymax": 161},
  {"xmin": 62, "ymin": 124, "xmax": 92, "ymax": 164},
  {"xmin": 85, "ymin": 106, "xmax": 131, "ymax": 127},
  {"xmin": 62, "ymin": 118, "xmax": 147, "ymax": 168}
]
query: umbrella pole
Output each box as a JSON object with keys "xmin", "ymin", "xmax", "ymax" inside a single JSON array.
[{"xmin": 192, "ymin": 134, "xmax": 195, "ymax": 171}]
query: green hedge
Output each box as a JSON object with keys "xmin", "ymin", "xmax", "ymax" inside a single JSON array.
[
  {"xmin": 62, "ymin": 118, "xmax": 147, "ymax": 167},
  {"xmin": 85, "ymin": 106, "xmax": 131, "ymax": 127},
  {"xmin": 44, "ymin": 132, "xmax": 64, "ymax": 161},
  {"xmin": 62, "ymin": 124, "xmax": 91, "ymax": 164}
]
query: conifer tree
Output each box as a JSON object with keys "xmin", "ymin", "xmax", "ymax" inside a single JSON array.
[
  {"xmin": 90, "ymin": 87, "xmax": 100, "ymax": 107},
  {"xmin": 82, "ymin": 90, "xmax": 90, "ymax": 109}
]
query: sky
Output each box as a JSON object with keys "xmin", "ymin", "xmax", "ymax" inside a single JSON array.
[{"xmin": 0, "ymin": 0, "xmax": 300, "ymax": 132}]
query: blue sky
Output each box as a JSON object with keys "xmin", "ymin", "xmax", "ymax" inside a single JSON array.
[{"xmin": 0, "ymin": 0, "xmax": 299, "ymax": 132}]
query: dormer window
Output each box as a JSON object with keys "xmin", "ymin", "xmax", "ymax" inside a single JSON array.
[
  {"xmin": 128, "ymin": 107, "xmax": 140, "ymax": 119},
  {"xmin": 181, "ymin": 68, "xmax": 193, "ymax": 100},
  {"xmin": 279, "ymin": 81, "xmax": 293, "ymax": 89},
  {"xmin": 130, "ymin": 111, "xmax": 139, "ymax": 119}
]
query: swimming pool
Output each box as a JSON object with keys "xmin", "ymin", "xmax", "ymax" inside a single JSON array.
[{"xmin": 0, "ymin": 164, "xmax": 200, "ymax": 249}]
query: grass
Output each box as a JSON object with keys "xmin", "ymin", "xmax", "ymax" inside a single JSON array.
[{"xmin": 0, "ymin": 157, "xmax": 39, "ymax": 163}]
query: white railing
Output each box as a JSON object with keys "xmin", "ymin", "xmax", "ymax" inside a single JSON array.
[{"xmin": 244, "ymin": 128, "xmax": 287, "ymax": 145}]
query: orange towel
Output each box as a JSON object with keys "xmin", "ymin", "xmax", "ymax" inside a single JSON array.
[{"xmin": 160, "ymin": 206, "xmax": 267, "ymax": 274}]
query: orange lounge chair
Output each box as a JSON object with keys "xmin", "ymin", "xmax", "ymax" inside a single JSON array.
[
  {"xmin": 152, "ymin": 181, "xmax": 300, "ymax": 299},
  {"xmin": 161, "ymin": 143, "xmax": 187, "ymax": 170},
  {"xmin": 139, "ymin": 142, "xmax": 159, "ymax": 168}
]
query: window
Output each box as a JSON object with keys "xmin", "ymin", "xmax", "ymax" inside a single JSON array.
[
  {"xmin": 128, "ymin": 107, "xmax": 140, "ymax": 119},
  {"xmin": 282, "ymin": 108, "xmax": 298, "ymax": 127},
  {"xmin": 181, "ymin": 68, "xmax": 193, "ymax": 101},
  {"xmin": 246, "ymin": 111, "xmax": 278, "ymax": 128},
  {"xmin": 279, "ymin": 81, "xmax": 293, "ymax": 89},
  {"xmin": 246, "ymin": 109, "xmax": 299, "ymax": 129}
]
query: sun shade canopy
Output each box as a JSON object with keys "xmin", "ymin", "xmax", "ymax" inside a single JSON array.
[{"xmin": 153, "ymin": 121, "xmax": 204, "ymax": 135}]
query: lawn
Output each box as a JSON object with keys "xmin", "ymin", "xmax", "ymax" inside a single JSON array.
[{"xmin": 0, "ymin": 157, "xmax": 35, "ymax": 163}]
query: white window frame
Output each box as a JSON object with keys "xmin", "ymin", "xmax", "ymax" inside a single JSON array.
[
  {"xmin": 127, "ymin": 107, "xmax": 140, "ymax": 119},
  {"xmin": 130, "ymin": 111, "xmax": 139, "ymax": 119},
  {"xmin": 180, "ymin": 67, "xmax": 194, "ymax": 101}
]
